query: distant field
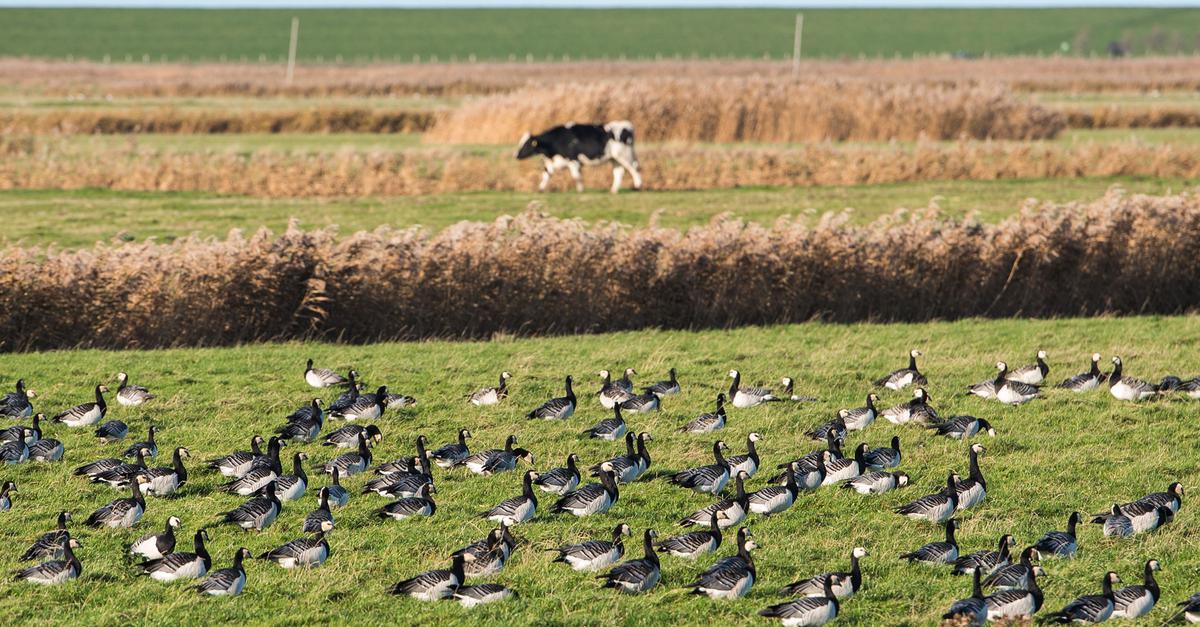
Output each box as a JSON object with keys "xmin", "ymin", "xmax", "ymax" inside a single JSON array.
[{"xmin": 3, "ymin": 7, "xmax": 1200, "ymax": 61}]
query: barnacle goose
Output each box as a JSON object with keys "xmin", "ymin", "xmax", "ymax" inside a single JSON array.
[
  {"xmin": 218, "ymin": 480, "xmax": 282, "ymax": 531},
  {"xmin": 331, "ymin": 385, "xmax": 388, "ymax": 420},
  {"xmin": 598, "ymin": 529, "xmax": 660, "ymax": 594},
  {"xmin": 894, "ymin": 473, "xmax": 959, "ymax": 523},
  {"xmin": 821, "ymin": 442, "xmax": 868, "ymax": 486},
  {"xmin": 864, "ymin": 436, "xmax": 901, "ymax": 470},
  {"xmin": 1135, "ymin": 482, "xmax": 1185, "ymax": 513},
  {"xmin": 130, "ymin": 516, "xmax": 181, "ymax": 560},
  {"xmin": 115, "ymin": 372, "xmax": 154, "ymax": 406},
  {"xmin": 725, "ymin": 432, "xmax": 763, "ymax": 477},
  {"xmin": 983, "ymin": 562, "xmax": 1044, "ymax": 621},
  {"xmin": 687, "ymin": 528, "xmax": 757, "ymax": 599},
  {"xmin": 1008, "ymin": 350, "xmax": 1050, "ymax": 385},
  {"xmin": 277, "ymin": 399, "xmax": 324, "ymax": 443},
  {"xmin": 643, "ymin": 368, "xmax": 680, "ymax": 396},
  {"xmin": 21, "ymin": 511, "xmax": 73, "ymax": 561},
  {"xmin": 597, "ymin": 370, "xmax": 634, "ymax": 409},
  {"xmin": 842, "ymin": 470, "xmax": 909, "ymax": 495},
  {"xmin": 670, "ymin": 440, "xmax": 731, "ymax": 494},
  {"xmin": 953, "ymin": 534, "xmax": 1014, "ymax": 577},
  {"xmin": 875, "ymin": 349, "xmax": 927, "ymax": 390},
  {"xmin": 13, "ymin": 537, "xmax": 82, "ymax": 585},
  {"xmin": 455, "ymin": 434, "xmax": 533, "ymax": 476},
  {"xmin": 842, "ymin": 393, "xmax": 879, "ymax": 430},
  {"xmin": 427, "ymin": 428, "xmax": 471, "ymax": 468},
  {"xmin": 553, "ymin": 467, "xmax": 619, "ymax": 517},
  {"xmin": 0, "ymin": 379, "xmax": 35, "ymax": 417},
  {"xmin": 482, "ymin": 470, "xmax": 539, "ymax": 525},
  {"xmin": 955, "ymin": 443, "xmax": 988, "ymax": 510},
  {"xmin": 533, "ymin": 453, "xmax": 580, "ymax": 495},
  {"xmin": 94, "ymin": 419, "xmax": 129, "ymax": 443},
  {"xmin": 304, "ymin": 359, "xmax": 348, "ymax": 388},
  {"xmin": 928, "ymin": 415, "xmax": 996, "ymax": 440},
  {"xmin": 52, "ymin": 384, "xmax": 109, "ymax": 428},
  {"xmin": 727, "ymin": 370, "xmax": 780, "ymax": 408},
  {"xmin": 89, "ymin": 447, "xmax": 150, "ymax": 488},
  {"xmin": 194, "ymin": 547, "xmax": 252, "ymax": 596},
  {"xmin": 881, "ymin": 387, "xmax": 939, "ymax": 424},
  {"xmin": 0, "ymin": 413, "xmax": 38, "ymax": 444},
  {"xmin": 469, "ymin": 371, "xmax": 511, "ymax": 406},
  {"xmin": 317, "ymin": 432, "xmax": 374, "ymax": 476},
  {"xmin": 1111, "ymin": 559, "xmax": 1160, "ymax": 619},
  {"xmin": 0, "ymin": 436, "xmax": 29, "ymax": 464},
  {"xmin": 327, "ymin": 370, "xmax": 360, "ymax": 414},
  {"xmin": 376, "ymin": 483, "xmax": 438, "ymax": 520},
  {"xmin": 583, "ymin": 404, "xmax": 628, "ymax": 440},
  {"xmin": 748, "ymin": 462, "xmax": 799, "ymax": 516},
  {"xmin": 273, "ymin": 452, "xmax": 309, "ymax": 502},
  {"xmin": 206, "ymin": 435, "xmax": 266, "ymax": 478},
  {"xmin": 85, "ymin": 476, "xmax": 149, "ymax": 528},
  {"xmin": 324, "ymin": 468, "xmax": 350, "ymax": 508},
  {"xmin": 966, "ymin": 377, "xmax": 997, "ymax": 399},
  {"xmin": 805, "ymin": 413, "xmax": 846, "ymax": 444},
  {"xmin": 681, "ymin": 471, "xmax": 750, "ymax": 530},
  {"xmin": 0, "ymin": 480, "xmax": 13, "ymax": 511},
  {"xmin": 619, "ymin": 391, "xmax": 660, "ymax": 413},
  {"xmin": 943, "ymin": 569, "xmax": 988, "ymax": 625},
  {"xmin": 74, "ymin": 446, "xmax": 145, "ymax": 480},
  {"xmin": 29, "ymin": 425, "xmax": 64, "ymax": 462},
  {"xmin": 769, "ymin": 451, "xmax": 830, "ymax": 491},
  {"xmin": 900, "ymin": 518, "xmax": 959, "ymax": 564},
  {"xmin": 1034, "ymin": 512, "xmax": 1080, "ymax": 558},
  {"xmin": 760, "ymin": 574, "xmax": 844, "ymax": 626},
  {"xmin": 140, "ymin": 528, "xmax": 211, "ymax": 582},
  {"xmin": 303, "ymin": 487, "xmax": 335, "ymax": 533},
  {"xmin": 992, "ymin": 362, "xmax": 1040, "ymax": 405},
  {"xmin": 551, "ymin": 523, "xmax": 631, "ymax": 571},
  {"xmin": 1044, "ymin": 571, "xmax": 1121, "ymax": 624},
  {"xmin": 221, "ymin": 439, "xmax": 281, "ymax": 495},
  {"xmin": 656, "ymin": 513, "xmax": 722, "ymax": 558},
  {"xmin": 388, "ymin": 553, "xmax": 469, "ymax": 601},
  {"xmin": 781, "ymin": 547, "xmax": 868, "ymax": 599},
  {"xmin": 454, "ymin": 584, "xmax": 517, "ymax": 608},
  {"xmin": 259, "ymin": 522, "xmax": 333, "ymax": 568},
  {"xmin": 122, "ymin": 425, "xmax": 159, "ymax": 459},
  {"xmin": 322, "ymin": 423, "xmax": 383, "ymax": 450},
  {"xmin": 453, "ymin": 524, "xmax": 514, "ymax": 564},
  {"xmin": 138, "ymin": 447, "xmax": 190, "ymax": 496},
  {"xmin": 590, "ymin": 431, "xmax": 652, "ymax": 483},
  {"xmin": 527, "ymin": 375, "xmax": 577, "ymax": 419},
  {"xmin": 982, "ymin": 546, "xmax": 1041, "ymax": 590},
  {"xmin": 680, "ymin": 394, "xmax": 727, "ymax": 433},
  {"xmin": 1109, "ymin": 356, "xmax": 1159, "ymax": 401},
  {"xmin": 365, "ymin": 452, "xmax": 432, "ymax": 499},
  {"xmin": 780, "ymin": 377, "xmax": 818, "ymax": 402},
  {"xmin": 1059, "ymin": 353, "xmax": 1106, "ymax": 391}
]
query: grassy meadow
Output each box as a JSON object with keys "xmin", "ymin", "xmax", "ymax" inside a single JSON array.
[{"xmin": 1, "ymin": 317, "xmax": 1198, "ymax": 624}]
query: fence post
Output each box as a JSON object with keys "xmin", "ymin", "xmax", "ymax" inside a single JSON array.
[
  {"xmin": 286, "ymin": 16, "xmax": 300, "ymax": 84},
  {"xmin": 792, "ymin": 13, "xmax": 804, "ymax": 76}
]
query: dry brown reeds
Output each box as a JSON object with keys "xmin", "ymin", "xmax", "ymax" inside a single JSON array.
[
  {"xmin": 1, "ymin": 189, "xmax": 1198, "ymax": 351},
  {"xmin": 0, "ymin": 108, "xmax": 437, "ymax": 135},
  {"xmin": 1060, "ymin": 106, "xmax": 1200, "ymax": 129}
]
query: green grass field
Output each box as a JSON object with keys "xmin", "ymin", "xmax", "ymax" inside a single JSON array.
[
  {"xmin": 2, "ymin": 176, "xmax": 1188, "ymax": 249},
  {"xmin": 1, "ymin": 317, "xmax": 1197, "ymax": 624},
  {"xmin": 3, "ymin": 7, "xmax": 1200, "ymax": 61}
]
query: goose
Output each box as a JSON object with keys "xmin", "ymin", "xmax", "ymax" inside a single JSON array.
[
  {"xmin": 1092, "ymin": 502, "xmax": 1174, "ymax": 536},
  {"xmin": 482, "ymin": 470, "xmax": 539, "ymax": 525},
  {"xmin": 455, "ymin": 434, "xmax": 533, "ymax": 476},
  {"xmin": 1059, "ymin": 353, "xmax": 1106, "ymax": 391},
  {"xmin": 681, "ymin": 471, "xmax": 750, "ymax": 529},
  {"xmin": 12, "ymin": 537, "xmax": 82, "ymax": 585},
  {"xmin": 597, "ymin": 370, "xmax": 634, "ymax": 409},
  {"xmin": 221, "ymin": 439, "xmax": 281, "ymax": 495},
  {"xmin": 553, "ymin": 466, "xmax": 619, "ymax": 517},
  {"xmin": 864, "ymin": 436, "xmax": 901, "ymax": 470},
  {"xmin": 760, "ymin": 574, "xmax": 844, "ymax": 626},
  {"xmin": 74, "ymin": 447, "xmax": 144, "ymax": 479},
  {"xmin": 21, "ymin": 511, "xmax": 73, "ymax": 561},
  {"xmin": 780, "ymin": 377, "xmax": 818, "ymax": 402},
  {"xmin": 643, "ymin": 368, "xmax": 680, "ymax": 396},
  {"xmin": 881, "ymin": 388, "xmax": 938, "ymax": 424},
  {"xmin": 115, "ymin": 372, "xmax": 154, "ymax": 406},
  {"xmin": 94, "ymin": 419, "xmax": 129, "ymax": 443},
  {"xmin": 1034, "ymin": 512, "xmax": 1080, "ymax": 558},
  {"xmin": 30, "ymin": 430, "xmax": 65, "ymax": 462},
  {"xmin": 780, "ymin": 547, "xmax": 868, "ymax": 599},
  {"xmin": 460, "ymin": 533, "xmax": 509, "ymax": 579},
  {"xmin": 670, "ymin": 440, "xmax": 731, "ymax": 494},
  {"xmin": 218, "ymin": 480, "xmax": 282, "ymax": 531},
  {"xmin": 130, "ymin": 516, "xmax": 181, "ymax": 560},
  {"xmin": 583, "ymin": 404, "xmax": 627, "ymax": 441},
  {"xmin": 469, "ymin": 371, "xmax": 511, "ymax": 406},
  {"xmin": 780, "ymin": 431, "xmax": 844, "ymax": 474},
  {"xmin": 382, "ymin": 392, "xmax": 417, "ymax": 411},
  {"xmin": 992, "ymin": 362, "xmax": 1040, "ymax": 405},
  {"xmin": 842, "ymin": 471, "xmax": 910, "ymax": 495},
  {"xmin": 805, "ymin": 413, "xmax": 846, "ymax": 444},
  {"xmin": 259, "ymin": 523, "xmax": 333, "ymax": 568},
  {"xmin": 1181, "ymin": 593, "xmax": 1200, "ymax": 624},
  {"xmin": 0, "ymin": 379, "xmax": 35, "ymax": 417},
  {"xmin": 900, "ymin": 518, "xmax": 959, "ymax": 564},
  {"xmin": 327, "ymin": 370, "xmax": 360, "ymax": 414},
  {"xmin": 1109, "ymin": 356, "xmax": 1159, "ymax": 401},
  {"xmin": 304, "ymin": 359, "xmax": 348, "ymax": 388},
  {"xmin": 1181, "ymin": 376, "xmax": 1200, "ymax": 399},
  {"xmin": 944, "ymin": 568, "xmax": 988, "ymax": 625},
  {"xmin": 325, "ymin": 468, "xmax": 350, "ymax": 508},
  {"xmin": 1095, "ymin": 504, "xmax": 1135, "ymax": 538},
  {"xmin": 321, "ymin": 424, "xmax": 383, "ymax": 450},
  {"xmin": 598, "ymin": 529, "xmax": 660, "ymax": 594},
  {"xmin": 680, "ymin": 394, "xmax": 727, "ymax": 433},
  {"xmin": 1045, "ymin": 571, "xmax": 1121, "ymax": 624},
  {"xmin": 453, "ymin": 584, "xmax": 516, "ymax": 608},
  {"xmin": 376, "ymin": 483, "xmax": 437, "ymax": 520},
  {"xmin": 427, "ymin": 428, "xmax": 471, "ymax": 468},
  {"xmin": 533, "ymin": 453, "xmax": 581, "ymax": 495},
  {"xmin": 317, "ymin": 433, "xmax": 374, "ymax": 476},
  {"xmin": 88, "ymin": 447, "xmax": 150, "ymax": 487},
  {"xmin": 725, "ymin": 432, "xmax": 763, "ymax": 477},
  {"xmin": 953, "ymin": 534, "xmax": 1015, "ymax": 577},
  {"xmin": 984, "ymin": 564, "xmax": 1044, "ymax": 621},
  {"xmin": 453, "ymin": 525, "xmax": 513, "ymax": 563},
  {"xmin": 1008, "ymin": 350, "xmax": 1050, "ymax": 385},
  {"xmin": 821, "ymin": 442, "xmax": 868, "ymax": 486},
  {"xmin": 591, "ymin": 431, "xmax": 652, "ymax": 483},
  {"xmin": 194, "ymin": 547, "xmax": 252, "ymax": 596},
  {"xmin": 273, "ymin": 452, "xmax": 309, "ymax": 501},
  {"xmin": 615, "ymin": 367, "xmax": 636, "ymax": 392},
  {"xmin": 875, "ymin": 349, "xmax": 927, "ymax": 390},
  {"xmin": 842, "ymin": 393, "xmax": 879, "ymax": 430},
  {"xmin": 895, "ymin": 473, "xmax": 959, "ymax": 523},
  {"xmin": 0, "ymin": 480, "xmax": 13, "ymax": 510},
  {"xmin": 331, "ymin": 385, "xmax": 388, "ymax": 420},
  {"xmin": 748, "ymin": 463, "xmax": 799, "ymax": 516},
  {"xmin": 364, "ymin": 452, "xmax": 431, "ymax": 499},
  {"xmin": 551, "ymin": 523, "xmax": 631, "ymax": 571},
  {"xmin": 1111, "ymin": 559, "xmax": 1161, "ymax": 619},
  {"xmin": 1, "ymin": 413, "xmax": 41, "ymax": 445},
  {"xmin": 122, "ymin": 425, "xmax": 159, "ymax": 459},
  {"xmin": 955, "ymin": 443, "xmax": 988, "ymax": 510},
  {"xmin": 619, "ymin": 391, "xmax": 660, "ymax": 413},
  {"xmin": 983, "ymin": 547, "xmax": 1042, "ymax": 590},
  {"xmin": 1134, "ymin": 481, "xmax": 1185, "ymax": 513},
  {"xmin": 138, "ymin": 447, "xmax": 190, "ymax": 496},
  {"xmin": 727, "ymin": 370, "xmax": 780, "ymax": 408},
  {"xmin": 303, "ymin": 488, "xmax": 335, "ymax": 533},
  {"xmin": 85, "ymin": 476, "xmax": 149, "ymax": 528},
  {"xmin": 656, "ymin": 513, "xmax": 722, "ymax": 558},
  {"xmin": 528, "ymin": 375, "xmax": 577, "ymax": 419},
  {"xmin": 52, "ymin": 384, "xmax": 109, "ymax": 427},
  {"xmin": 388, "ymin": 554, "xmax": 469, "ymax": 601},
  {"xmin": 140, "ymin": 529, "xmax": 211, "ymax": 582},
  {"xmin": 277, "ymin": 399, "xmax": 324, "ymax": 443},
  {"xmin": 928, "ymin": 415, "xmax": 996, "ymax": 440},
  {"xmin": 687, "ymin": 528, "xmax": 758, "ymax": 599},
  {"xmin": 206, "ymin": 435, "xmax": 266, "ymax": 478},
  {"xmin": 770, "ymin": 451, "xmax": 830, "ymax": 491},
  {"xmin": 966, "ymin": 377, "xmax": 997, "ymax": 399}
]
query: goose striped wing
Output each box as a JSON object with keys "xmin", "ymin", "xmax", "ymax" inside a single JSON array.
[
  {"xmin": 428, "ymin": 443, "xmax": 468, "ymax": 463},
  {"xmin": 309, "ymin": 368, "xmax": 347, "ymax": 386},
  {"xmin": 322, "ymin": 425, "xmax": 365, "ymax": 447},
  {"xmin": 195, "ymin": 567, "xmax": 244, "ymax": 594},
  {"xmin": 454, "ymin": 584, "xmax": 512, "ymax": 605},
  {"xmin": 222, "ymin": 467, "xmax": 276, "ymax": 494},
  {"xmin": 323, "ymin": 453, "xmax": 366, "ymax": 474},
  {"xmin": 599, "ymin": 386, "xmax": 633, "ymax": 406},
  {"xmin": 748, "ymin": 486, "xmax": 794, "ymax": 512},
  {"xmin": 141, "ymin": 551, "xmax": 202, "ymax": 574},
  {"xmin": 74, "ymin": 457, "xmax": 125, "ymax": 476},
  {"xmin": 222, "ymin": 497, "xmax": 277, "ymax": 524},
  {"xmin": 468, "ymin": 386, "xmax": 504, "ymax": 406},
  {"xmin": 1112, "ymin": 586, "xmax": 1155, "ymax": 617},
  {"xmin": 604, "ymin": 558, "xmax": 657, "ymax": 586},
  {"xmin": 0, "ymin": 440, "xmax": 29, "ymax": 462},
  {"xmin": 14, "ymin": 559, "xmax": 77, "ymax": 584},
  {"xmin": 379, "ymin": 497, "xmax": 434, "ymax": 517},
  {"xmin": 931, "ymin": 416, "xmax": 975, "ymax": 438},
  {"xmin": 901, "ymin": 541, "xmax": 956, "ymax": 563},
  {"xmin": 985, "ymin": 589, "xmax": 1040, "ymax": 617},
  {"xmin": 87, "ymin": 497, "xmax": 140, "ymax": 525},
  {"xmin": 619, "ymin": 394, "xmax": 659, "ymax": 411},
  {"xmin": 302, "ymin": 507, "xmax": 333, "ymax": 533},
  {"xmin": 944, "ymin": 597, "xmax": 986, "ymax": 621},
  {"xmin": 658, "ymin": 531, "xmax": 716, "ymax": 556},
  {"xmin": 327, "ymin": 389, "xmax": 359, "ymax": 413},
  {"xmin": 672, "ymin": 464, "xmax": 728, "ymax": 489},
  {"xmin": 277, "ymin": 419, "xmax": 320, "ymax": 442},
  {"xmin": 1033, "ymin": 531, "xmax": 1075, "ymax": 556},
  {"xmin": 691, "ymin": 560, "xmax": 751, "ymax": 590},
  {"xmin": 681, "ymin": 412, "xmax": 723, "ymax": 433},
  {"xmin": 1135, "ymin": 491, "xmax": 1180, "ymax": 511},
  {"xmin": 558, "ymin": 540, "xmax": 617, "ymax": 562},
  {"xmin": 680, "ymin": 498, "xmax": 743, "ymax": 527},
  {"xmin": 806, "ymin": 420, "xmax": 845, "ymax": 442},
  {"xmin": 592, "ymin": 455, "xmax": 640, "ymax": 482},
  {"xmin": 760, "ymin": 597, "xmax": 837, "ymax": 623},
  {"xmin": 644, "ymin": 380, "xmax": 679, "ymax": 395},
  {"xmin": 375, "ymin": 473, "xmax": 431, "ymax": 498},
  {"xmin": 983, "ymin": 564, "xmax": 1031, "ymax": 589},
  {"xmin": 21, "ymin": 530, "xmax": 70, "ymax": 561},
  {"xmin": 1051, "ymin": 595, "xmax": 1113, "ymax": 623},
  {"xmin": 483, "ymin": 494, "xmax": 534, "ymax": 520},
  {"xmin": 480, "ymin": 452, "xmax": 517, "ymax": 475},
  {"xmin": 391, "ymin": 569, "xmax": 453, "ymax": 594},
  {"xmin": 263, "ymin": 537, "xmax": 322, "ymax": 560},
  {"xmin": 528, "ymin": 396, "xmax": 574, "ymax": 420},
  {"xmin": 895, "ymin": 492, "xmax": 954, "ymax": 519},
  {"xmin": 738, "ymin": 384, "xmax": 775, "ymax": 399},
  {"xmin": 875, "ymin": 368, "xmax": 922, "ymax": 388},
  {"xmin": 334, "ymin": 396, "xmax": 379, "ymax": 418},
  {"xmin": 585, "ymin": 418, "xmax": 626, "ymax": 439},
  {"xmin": 842, "ymin": 407, "xmax": 874, "ymax": 429},
  {"xmin": 1059, "ymin": 372, "xmax": 1102, "ymax": 390},
  {"xmin": 1002, "ymin": 380, "xmax": 1039, "ymax": 396},
  {"xmin": 553, "ymin": 484, "xmax": 608, "ymax": 513},
  {"xmin": 843, "ymin": 472, "xmax": 897, "ymax": 494},
  {"xmin": 532, "ymin": 467, "xmax": 577, "ymax": 493},
  {"xmin": 954, "ymin": 550, "xmax": 1005, "ymax": 575},
  {"xmin": 864, "ymin": 447, "xmax": 899, "ymax": 469},
  {"xmin": 52, "ymin": 402, "xmax": 98, "ymax": 423}
]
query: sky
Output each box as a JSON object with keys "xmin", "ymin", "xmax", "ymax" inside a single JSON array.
[{"xmin": 2, "ymin": 0, "xmax": 1198, "ymax": 7}]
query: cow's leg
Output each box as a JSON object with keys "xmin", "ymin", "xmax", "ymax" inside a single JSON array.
[
  {"xmin": 610, "ymin": 165, "xmax": 624, "ymax": 194},
  {"xmin": 567, "ymin": 160, "xmax": 584, "ymax": 193},
  {"xmin": 539, "ymin": 158, "xmax": 557, "ymax": 192},
  {"xmin": 613, "ymin": 155, "xmax": 642, "ymax": 191}
]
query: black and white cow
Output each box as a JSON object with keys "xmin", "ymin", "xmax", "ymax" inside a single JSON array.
[{"xmin": 515, "ymin": 121, "xmax": 642, "ymax": 193}]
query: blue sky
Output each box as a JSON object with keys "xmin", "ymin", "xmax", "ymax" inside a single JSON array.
[{"xmin": 2, "ymin": 0, "xmax": 1198, "ymax": 7}]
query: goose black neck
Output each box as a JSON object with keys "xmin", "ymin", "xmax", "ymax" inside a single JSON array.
[
  {"xmin": 849, "ymin": 554, "xmax": 862, "ymax": 590},
  {"xmin": 971, "ymin": 569, "xmax": 983, "ymax": 598},
  {"xmin": 729, "ymin": 372, "xmax": 740, "ymax": 396},
  {"xmin": 601, "ymin": 471, "xmax": 619, "ymax": 500},
  {"xmin": 251, "ymin": 438, "xmax": 264, "ymax": 456},
  {"xmin": 293, "ymin": 454, "xmax": 307, "ymax": 482},
  {"xmin": 1111, "ymin": 360, "xmax": 1123, "ymax": 383},
  {"xmin": 374, "ymin": 387, "xmax": 388, "ymax": 410},
  {"xmin": 505, "ymin": 435, "xmax": 517, "ymax": 453},
  {"xmin": 1102, "ymin": 575, "xmax": 1115, "ymax": 598},
  {"xmin": 319, "ymin": 490, "xmax": 330, "ymax": 510},
  {"xmin": 56, "ymin": 511, "xmax": 68, "ymax": 529},
  {"xmin": 94, "ymin": 385, "xmax": 106, "ymax": 410},
  {"xmin": 458, "ymin": 430, "xmax": 469, "ymax": 446},
  {"xmin": 945, "ymin": 522, "xmax": 957, "ymax": 545},
  {"xmin": 174, "ymin": 449, "xmax": 188, "ymax": 483},
  {"xmin": 746, "ymin": 437, "xmax": 759, "ymax": 463},
  {"xmin": 712, "ymin": 442, "xmax": 726, "ymax": 465},
  {"xmin": 497, "ymin": 373, "xmax": 507, "ymax": 390},
  {"xmin": 131, "ymin": 480, "xmax": 145, "ymax": 505},
  {"xmin": 739, "ymin": 538, "xmax": 755, "ymax": 575},
  {"xmin": 993, "ymin": 367, "xmax": 1008, "ymax": 386},
  {"xmin": 564, "ymin": 377, "xmax": 575, "ymax": 400},
  {"xmin": 968, "ymin": 449, "xmax": 985, "ymax": 486},
  {"xmin": 195, "ymin": 531, "xmax": 211, "ymax": 564},
  {"xmin": 866, "ymin": 394, "xmax": 876, "ymax": 410},
  {"xmin": 622, "ymin": 433, "xmax": 635, "ymax": 457},
  {"xmin": 854, "ymin": 444, "xmax": 866, "ymax": 466},
  {"xmin": 450, "ymin": 555, "xmax": 466, "ymax": 581},
  {"xmin": 522, "ymin": 472, "xmax": 536, "ymax": 499},
  {"xmin": 118, "ymin": 377, "xmax": 128, "ymax": 392},
  {"xmin": 566, "ymin": 455, "xmax": 579, "ymax": 475},
  {"xmin": 642, "ymin": 530, "xmax": 658, "ymax": 565},
  {"xmin": 669, "ymin": 369, "xmax": 677, "ymax": 383},
  {"xmin": 1090, "ymin": 358, "xmax": 1101, "ymax": 376},
  {"xmin": 636, "ymin": 435, "xmax": 651, "ymax": 467},
  {"xmin": 231, "ymin": 549, "xmax": 247, "ymax": 572},
  {"xmin": 64, "ymin": 541, "xmax": 81, "ymax": 573},
  {"xmin": 1066, "ymin": 515, "xmax": 1078, "ymax": 538},
  {"xmin": 1144, "ymin": 563, "xmax": 1160, "ymax": 599},
  {"xmin": 908, "ymin": 353, "xmax": 918, "ymax": 371}
]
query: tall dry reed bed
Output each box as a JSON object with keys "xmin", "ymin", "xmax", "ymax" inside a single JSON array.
[
  {"xmin": 0, "ymin": 108, "xmax": 437, "ymax": 135},
  {"xmin": 427, "ymin": 80, "xmax": 1064, "ymax": 143},
  {"xmin": 1, "ymin": 190, "xmax": 1198, "ymax": 351}
]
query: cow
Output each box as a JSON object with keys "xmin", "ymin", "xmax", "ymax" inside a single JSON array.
[{"xmin": 515, "ymin": 121, "xmax": 642, "ymax": 194}]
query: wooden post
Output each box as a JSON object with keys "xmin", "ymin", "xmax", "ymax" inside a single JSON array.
[
  {"xmin": 792, "ymin": 13, "xmax": 804, "ymax": 76},
  {"xmin": 286, "ymin": 16, "xmax": 300, "ymax": 85}
]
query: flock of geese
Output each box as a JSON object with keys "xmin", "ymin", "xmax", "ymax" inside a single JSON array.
[{"xmin": 0, "ymin": 351, "xmax": 1197, "ymax": 624}]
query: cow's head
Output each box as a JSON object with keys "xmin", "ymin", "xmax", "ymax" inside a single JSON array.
[{"xmin": 515, "ymin": 132, "xmax": 539, "ymax": 160}]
